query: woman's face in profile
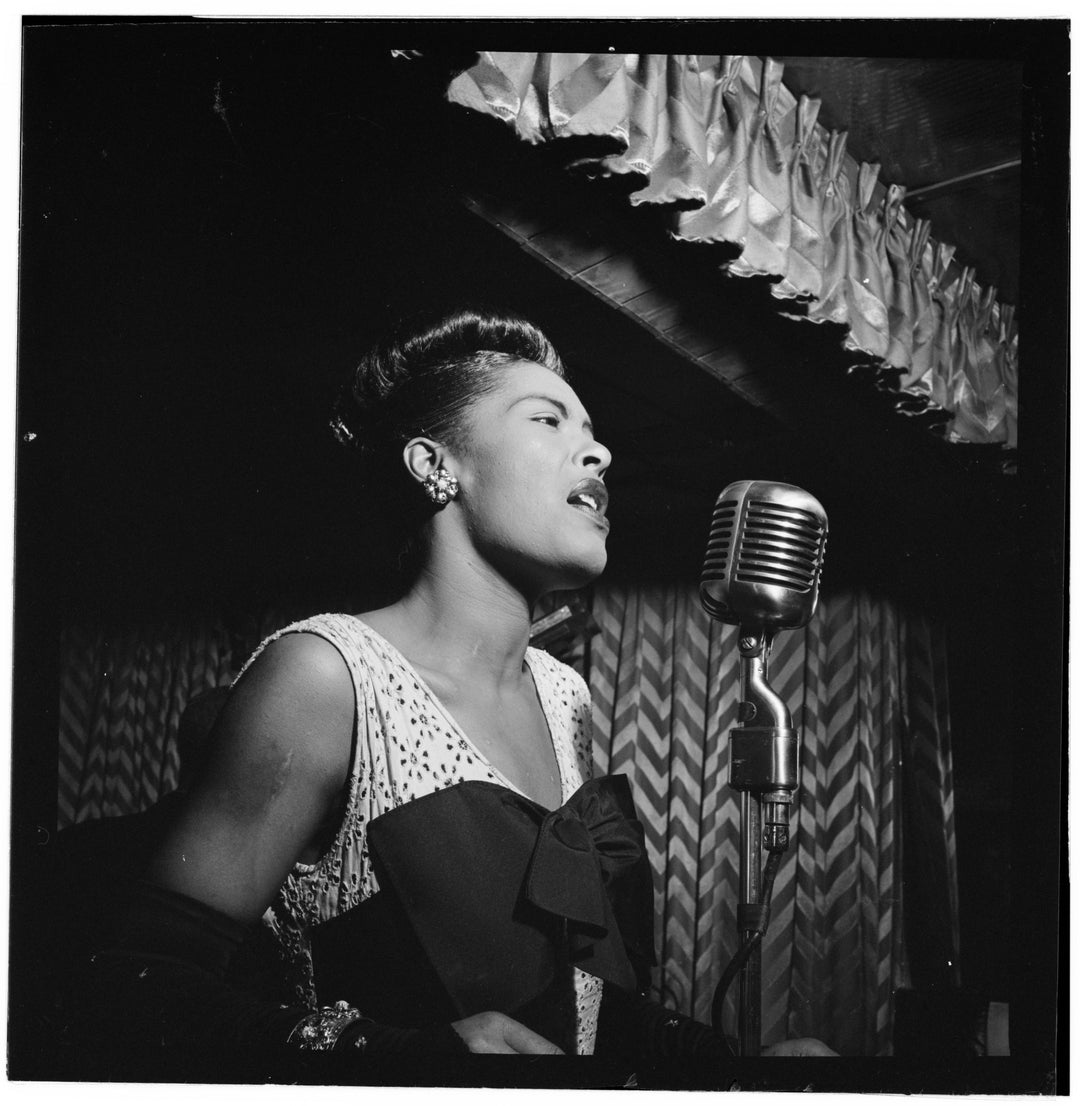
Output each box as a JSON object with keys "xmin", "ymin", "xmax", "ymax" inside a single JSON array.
[{"xmin": 450, "ymin": 360, "xmax": 613, "ymax": 593}]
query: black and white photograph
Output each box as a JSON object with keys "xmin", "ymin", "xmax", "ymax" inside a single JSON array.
[{"xmin": 7, "ymin": 15, "xmax": 1069, "ymax": 1095}]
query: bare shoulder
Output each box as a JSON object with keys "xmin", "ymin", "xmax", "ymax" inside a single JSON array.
[
  {"xmin": 220, "ymin": 630, "xmax": 356, "ymax": 785},
  {"xmin": 237, "ymin": 630, "xmax": 353, "ymax": 702}
]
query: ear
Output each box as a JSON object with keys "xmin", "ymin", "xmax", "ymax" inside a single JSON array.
[{"xmin": 402, "ymin": 437, "xmax": 448, "ymax": 486}]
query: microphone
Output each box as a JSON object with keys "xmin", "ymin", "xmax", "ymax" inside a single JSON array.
[
  {"xmin": 699, "ymin": 480, "xmax": 828, "ymax": 849},
  {"xmin": 700, "ymin": 480, "xmax": 828, "ymax": 635},
  {"xmin": 700, "ymin": 480, "xmax": 828, "ymax": 1055}
]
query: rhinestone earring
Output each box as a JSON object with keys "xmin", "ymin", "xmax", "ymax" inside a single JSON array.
[{"xmin": 422, "ymin": 468, "xmax": 459, "ymax": 505}]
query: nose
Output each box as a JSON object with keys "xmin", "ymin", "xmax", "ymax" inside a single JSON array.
[{"xmin": 578, "ymin": 435, "xmax": 612, "ymax": 477}]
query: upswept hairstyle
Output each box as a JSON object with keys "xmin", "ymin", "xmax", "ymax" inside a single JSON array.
[{"xmin": 331, "ymin": 307, "xmax": 565, "ymax": 468}]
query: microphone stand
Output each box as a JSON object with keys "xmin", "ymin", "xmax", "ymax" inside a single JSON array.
[{"xmin": 715, "ymin": 627, "xmax": 798, "ymax": 1057}]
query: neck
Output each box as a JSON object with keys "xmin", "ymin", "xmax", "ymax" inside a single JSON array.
[{"xmin": 375, "ymin": 543, "xmax": 539, "ymax": 687}]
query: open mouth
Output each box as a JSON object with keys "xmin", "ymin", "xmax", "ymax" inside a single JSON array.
[
  {"xmin": 567, "ymin": 479, "xmax": 610, "ymax": 528},
  {"xmin": 570, "ymin": 492, "xmax": 602, "ymax": 512}
]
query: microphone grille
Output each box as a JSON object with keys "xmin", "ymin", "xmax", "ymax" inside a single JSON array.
[
  {"xmin": 701, "ymin": 497, "xmax": 739, "ymax": 580},
  {"xmin": 700, "ymin": 480, "xmax": 828, "ymax": 630},
  {"xmin": 736, "ymin": 498, "xmax": 825, "ymax": 592}
]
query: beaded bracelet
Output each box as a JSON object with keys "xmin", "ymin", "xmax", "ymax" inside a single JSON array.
[{"xmin": 288, "ymin": 999, "xmax": 370, "ymax": 1052}]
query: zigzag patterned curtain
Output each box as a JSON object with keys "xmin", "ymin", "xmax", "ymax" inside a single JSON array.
[
  {"xmin": 588, "ymin": 581, "xmax": 960, "ymax": 1057},
  {"xmin": 57, "ymin": 619, "xmax": 234, "ymax": 828},
  {"xmin": 446, "ymin": 53, "xmax": 1017, "ymax": 448}
]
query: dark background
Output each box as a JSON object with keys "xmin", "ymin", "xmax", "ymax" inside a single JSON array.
[{"xmin": 13, "ymin": 18, "xmax": 1068, "ymax": 1089}]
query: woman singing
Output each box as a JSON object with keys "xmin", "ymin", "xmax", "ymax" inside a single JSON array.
[{"xmin": 77, "ymin": 308, "xmax": 832, "ymax": 1079}]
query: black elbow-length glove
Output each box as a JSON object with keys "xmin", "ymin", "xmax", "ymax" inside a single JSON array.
[
  {"xmin": 67, "ymin": 880, "xmax": 467, "ymax": 1082},
  {"xmin": 596, "ymin": 982, "xmax": 736, "ymax": 1069}
]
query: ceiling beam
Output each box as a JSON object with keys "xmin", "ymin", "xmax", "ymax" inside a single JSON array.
[{"xmin": 905, "ymin": 159, "xmax": 1023, "ymax": 201}]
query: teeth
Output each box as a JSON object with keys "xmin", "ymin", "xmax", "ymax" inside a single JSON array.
[{"xmin": 569, "ymin": 485, "xmax": 607, "ymax": 516}]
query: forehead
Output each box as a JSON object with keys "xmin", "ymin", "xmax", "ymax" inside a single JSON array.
[{"xmin": 490, "ymin": 360, "xmax": 588, "ymax": 415}]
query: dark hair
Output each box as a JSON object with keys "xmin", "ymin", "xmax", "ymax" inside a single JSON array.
[
  {"xmin": 330, "ymin": 308, "xmax": 566, "ymax": 575},
  {"xmin": 331, "ymin": 307, "xmax": 565, "ymax": 466}
]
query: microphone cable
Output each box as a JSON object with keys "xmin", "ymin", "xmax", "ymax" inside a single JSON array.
[{"xmin": 710, "ymin": 844, "xmax": 785, "ymax": 1047}]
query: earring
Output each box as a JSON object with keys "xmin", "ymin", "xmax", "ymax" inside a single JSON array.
[{"xmin": 423, "ymin": 468, "xmax": 459, "ymax": 505}]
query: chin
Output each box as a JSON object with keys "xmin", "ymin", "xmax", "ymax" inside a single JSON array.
[
  {"xmin": 558, "ymin": 548, "xmax": 608, "ymax": 589},
  {"xmin": 507, "ymin": 537, "xmax": 608, "ymax": 596}
]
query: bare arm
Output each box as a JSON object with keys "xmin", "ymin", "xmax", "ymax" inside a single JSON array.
[{"xmin": 145, "ymin": 630, "xmax": 355, "ymax": 922}]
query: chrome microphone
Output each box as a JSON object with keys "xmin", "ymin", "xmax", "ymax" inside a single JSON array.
[
  {"xmin": 699, "ymin": 481, "xmax": 828, "ymax": 850},
  {"xmin": 700, "ymin": 480, "xmax": 828, "ymax": 634}
]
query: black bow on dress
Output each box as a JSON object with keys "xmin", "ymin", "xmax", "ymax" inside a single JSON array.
[
  {"xmin": 525, "ymin": 776, "xmax": 651, "ymax": 988},
  {"xmin": 357, "ymin": 775, "xmax": 655, "ymax": 1021}
]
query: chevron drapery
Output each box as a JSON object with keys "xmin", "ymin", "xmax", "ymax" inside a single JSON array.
[
  {"xmin": 446, "ymin": 53, "xmax": 1017, "ymax": 448},
  {"xmin": 57, "ymin": 619, "xmax": 234, "ymax": 828},
  {"xmin": 587, "ymin": 581, "xmax": 959, "ymax": 1057}
]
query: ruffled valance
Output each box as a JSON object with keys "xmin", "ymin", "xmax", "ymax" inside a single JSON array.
[{"xmin": 446, "ymin": 53, "xmax": 1017, "ymax": 450}]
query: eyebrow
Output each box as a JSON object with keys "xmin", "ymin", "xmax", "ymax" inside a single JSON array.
[{"xmin": 510, "ymin": 393, "xmax": 594, "ymax": 434}]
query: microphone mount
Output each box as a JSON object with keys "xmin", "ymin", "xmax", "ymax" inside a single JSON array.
[{"xmin": 730, "ymin": 628, "xmax": 798, "ymax": 852}]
